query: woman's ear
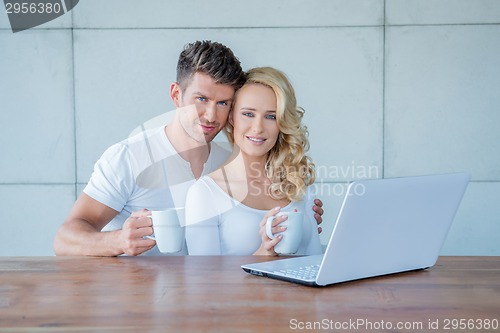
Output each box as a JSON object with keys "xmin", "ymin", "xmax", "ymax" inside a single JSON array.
[{"xmin": 170, "ymin": 82, "xmax": 182, "ymax": 107}]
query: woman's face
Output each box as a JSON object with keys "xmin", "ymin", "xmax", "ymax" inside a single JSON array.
[{"xmin": 230, "ymin": 83, "xmax": 280, "ymax": 159}]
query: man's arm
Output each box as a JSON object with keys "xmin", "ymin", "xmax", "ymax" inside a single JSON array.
[{"xmin": 54, "ymin": 193, "xmax": 156, "ymax": 256}]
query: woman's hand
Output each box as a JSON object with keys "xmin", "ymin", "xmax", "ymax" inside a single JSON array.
[{"xmin": 253, "ymin": 207, "xmax": 288, "ymax": 256}]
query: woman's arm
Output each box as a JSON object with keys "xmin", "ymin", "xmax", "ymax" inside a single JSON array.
[{"xmin": 184, "ymin": 179, "xmax": 222, "ymax": 255}]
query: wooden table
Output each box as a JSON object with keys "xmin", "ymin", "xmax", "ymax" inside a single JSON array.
[{"xmin": 0, "ymin": 256, "xmax": 499, "ymax": 332}]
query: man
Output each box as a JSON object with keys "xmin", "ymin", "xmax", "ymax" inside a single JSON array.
[{"xmin": 54, "ymin": 41, "xmax": 323, "ymax": 256}]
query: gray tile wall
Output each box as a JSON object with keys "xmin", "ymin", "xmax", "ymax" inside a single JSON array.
[{"xmin": 1, "ymin": 0, "xmax": 499, "ymax": 255}]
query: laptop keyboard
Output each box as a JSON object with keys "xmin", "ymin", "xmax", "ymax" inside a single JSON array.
[{"xmin": 273, "ymin": 264, "xmax": 320, "ymax": 281}]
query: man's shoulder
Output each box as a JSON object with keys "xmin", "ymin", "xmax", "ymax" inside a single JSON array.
[
  {"xmin": 97, "ymin": 126, "xmax": 169, "ymax": 167},
  {"xmin": 123, "ymin": 125, "xmax": 165, "ymax": 146}
]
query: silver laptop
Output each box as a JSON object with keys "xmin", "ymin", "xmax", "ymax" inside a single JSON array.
[{"xmin": 242, "ymin": 173, "xmax": 470, "ymax": 287}]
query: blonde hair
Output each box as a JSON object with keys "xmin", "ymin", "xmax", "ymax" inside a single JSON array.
[{"xmin": 225, "ymin": 67, "xmax": 315, "ymax": 201}]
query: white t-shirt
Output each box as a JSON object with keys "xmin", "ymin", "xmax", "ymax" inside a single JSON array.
[
  {"xmin": 185, "ymin": 176, "xmax": 322, "ymax": 256},
  {"xmin": 83, "ymin": 125, "xmax": 231, "ymax": 255}
]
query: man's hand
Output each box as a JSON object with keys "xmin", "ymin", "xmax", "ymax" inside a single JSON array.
[
  {"xmin": 313, "ymin": 198, "xmax": 324, "ymax": 234},
  {"xmin": 119, "ymin": 209, "xmax": 156, "ymax": 256},
  {"xmin": 54, "ymin": 194, "xmax": 155, "ymax": 257}
]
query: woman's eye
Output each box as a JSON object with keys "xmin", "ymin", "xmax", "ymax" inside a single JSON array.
[
  {"xmin": 265, "ymin": 114, "xmax": 277, "ymax": 120},
  {"xmin": 242, "ymin": 112, "xmax": 254, "ymax": 117}
]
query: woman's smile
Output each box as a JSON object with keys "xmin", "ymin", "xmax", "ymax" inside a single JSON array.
[{"xmin": 246, "ymin": 136, "xmax": 267, "ymax": 144}]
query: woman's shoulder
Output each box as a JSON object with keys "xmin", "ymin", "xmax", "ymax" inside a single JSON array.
[
  {"xmin": 207, "ymin": 168, "xmax": 223, "ymax": 182},
  {"xmin": 190, "ymin": 175, "xmax": 216, "ymax": 192},
  {"xmin": 186, "ymin": 176, "xmax": 219, "ymax": 211},
  {"xmin": 189, "ymin": 174, "xmax": 231, "ymax": 200},
  {"xmin": 205, "ymin": 169, "xmax": 235, "ymax": 195}
]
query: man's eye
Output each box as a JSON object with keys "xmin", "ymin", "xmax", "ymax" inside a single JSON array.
[
  {"xmin": 197, "ymin": 97, "xmax": 207, "ymax": 102},
  {"xmin": 217, "ymin": 101, "xmax": 228, "ymax": 107}
]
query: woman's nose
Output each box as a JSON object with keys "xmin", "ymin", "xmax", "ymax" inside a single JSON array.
[{"xmin": 251, "ymin": 117, "xmax": 264, "ymax": 133}]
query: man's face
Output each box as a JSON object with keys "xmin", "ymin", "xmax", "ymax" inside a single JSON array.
[{"xmin": 171, "ymin": 72, "xmax": 235, "ymax": 144}]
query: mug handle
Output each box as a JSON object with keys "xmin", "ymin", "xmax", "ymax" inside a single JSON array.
[
  {"xmin": 265, "ymin": 216, "xmax": 278, "ymax": 239},
  {"xmin": 145, "ymin": 215, "xmax": 155, "ymax": 240}
]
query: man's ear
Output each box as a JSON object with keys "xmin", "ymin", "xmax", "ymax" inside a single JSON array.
[{"xmin": 170, "ymin": 82, "xmax": 182, "ymax": 107}]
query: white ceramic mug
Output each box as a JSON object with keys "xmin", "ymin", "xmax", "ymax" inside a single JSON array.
[
  {"xmin": 147, "ymin": 208, "xmax": 185, "ymax": 253},
  {"xmin": 266, "ymin": 211, "xmax": 304, "ymax": 255}
]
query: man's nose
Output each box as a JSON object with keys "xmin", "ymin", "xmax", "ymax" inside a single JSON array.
[{"xmin": 203, "ymin": 103, "xmax": 217, "ymax": 122}]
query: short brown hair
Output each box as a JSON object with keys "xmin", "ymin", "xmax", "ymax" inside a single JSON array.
[{"xmin": 176, "ymin": 40, "xmax": 246, "ymax": 91}]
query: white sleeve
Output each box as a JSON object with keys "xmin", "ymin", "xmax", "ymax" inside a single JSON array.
[
  {"xmin": 303, "ymin": 186, "xmax": 323, "ymax": 255},
  {"xmin": 185, "ymin": 179, "xmax": 222, "ymax": 255},
  {"xmin": 83, "ymin": 144, "xmax": 134, "ymax": 212}
]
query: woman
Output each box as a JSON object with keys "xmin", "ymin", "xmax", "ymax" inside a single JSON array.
[{"xmin": 185, "ymin": 67, "xmax": 322, "ymax": 256}]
